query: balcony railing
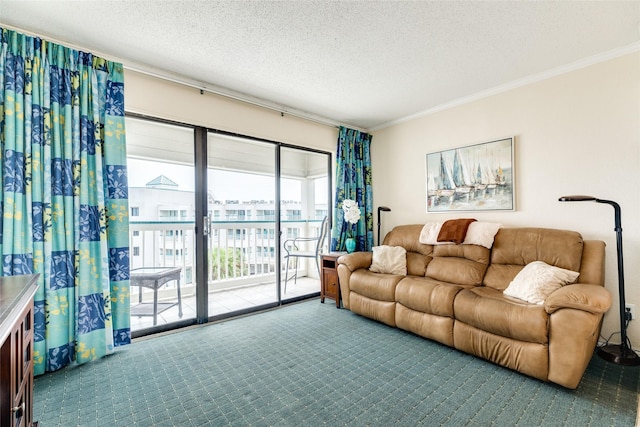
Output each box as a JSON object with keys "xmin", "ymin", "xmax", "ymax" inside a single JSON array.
[{"xmin": 129, "ymin": 219, "xmax": 326, "ymax": 300}]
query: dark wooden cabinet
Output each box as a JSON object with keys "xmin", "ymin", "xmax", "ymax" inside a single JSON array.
[
  {"xmin": 0, "ymin": 275, "xmax": 39, "ymax": 427},
  {"xmin": 321, "ymin": 253, "xmax": 345, "ymax": 308}
]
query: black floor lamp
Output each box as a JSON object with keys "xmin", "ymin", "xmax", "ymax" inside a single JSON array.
[
  {"xmin": 377, "ymin": 206, "xmax": 391, "ymax": 246},
  {"xmin": 559, "ymin": 195, "xmax": 640, "ymax": 365}
]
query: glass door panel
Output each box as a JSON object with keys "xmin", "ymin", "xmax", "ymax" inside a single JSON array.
[
  {"xmin": 280, "ymin": 147, "xmax": 330, "ymax": 301},
  {"xmin": 126, "ymin": 117, "xmax": 196, "ymax": 332},
  {"xmin": 207, "ymin": 133, "xmax": 278, "ymax": 317}
]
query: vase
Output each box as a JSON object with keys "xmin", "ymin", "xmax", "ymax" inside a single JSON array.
[{"xmin": 345, "ymin": 237, "xmax": 356, "ymax": 253}]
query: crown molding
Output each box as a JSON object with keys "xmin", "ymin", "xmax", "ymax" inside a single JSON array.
[{"xmin": 371, "ymin": 42, "xmax": 640, "ymax": 132}]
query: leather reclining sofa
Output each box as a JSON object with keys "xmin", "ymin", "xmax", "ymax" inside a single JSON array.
[{"xmin": 336, "ymin": 224, "xmax": 612, "ymax": 389}]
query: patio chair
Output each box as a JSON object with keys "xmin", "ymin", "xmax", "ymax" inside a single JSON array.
[{"xmin": 283, "ymin": 216, "xmax": 329, "ymax": 293}]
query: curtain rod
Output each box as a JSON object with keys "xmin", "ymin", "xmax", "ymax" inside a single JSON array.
[
  {"xmin": 124, "ymin": 64, "xmax": 367, "ymax": 133},
  {"xmin": 1, "ymin": 23, "xmax": 367, "ymax": 133}
]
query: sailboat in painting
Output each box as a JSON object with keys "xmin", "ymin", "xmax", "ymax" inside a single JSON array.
[
  {"xmin": 453, "ymin": 149, "xmax": 473, "ymax": 199},
  {"xmin": 427, "ymin": 152, "xmax": 455, "ymax": 207}
]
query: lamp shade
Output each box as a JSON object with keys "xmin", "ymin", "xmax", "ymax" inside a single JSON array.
[
  {"xmin": 377, "ymin": 206, "xmax": 391, "ymax": 246},
  {"xmin": 558, "ymin": 195, "xmax": 597, "ymax": 202}
]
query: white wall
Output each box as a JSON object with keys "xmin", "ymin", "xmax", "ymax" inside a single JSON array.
[
  {"xmin": 371, "ymin": 52, "xmax": 640, "ymax": 346},
  {"xmin": 124, "ymin": 69, "xmax": 338, "ymax": 152}
]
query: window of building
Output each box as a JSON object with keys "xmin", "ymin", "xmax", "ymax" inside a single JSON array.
[
  {"xmin": 159, "ymin": 210, "xmax": 178, "ymax": 218},
  {"xmin": 131, "ymin": 207, "xmax": 139, "ymax": 216}
]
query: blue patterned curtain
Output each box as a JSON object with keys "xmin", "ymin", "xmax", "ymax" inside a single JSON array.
[
  {"xmin": 330, "ymin": 126, "xmax": 373, "ymax": 252},
  {"xmin": 0, "ymin": 28, "xmax": 130, "ymax": 375}
]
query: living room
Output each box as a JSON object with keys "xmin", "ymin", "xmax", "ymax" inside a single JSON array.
[
  {"xmin": 1, "ymin": 1, "xmax": 639, "ymax": 425},
  {"xmin": 112, "ymin": 2, "xmax": 640, "ymax": 354}
]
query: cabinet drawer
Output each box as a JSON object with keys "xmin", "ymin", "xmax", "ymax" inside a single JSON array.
[{"xmin": 325, "ymin": 278, "xmax": 337, "ymax": 294}]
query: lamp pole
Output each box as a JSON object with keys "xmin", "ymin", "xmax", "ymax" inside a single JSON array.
[
  {"xmin": 377, "ymin": 206, "xmax": 391, "ymax": 246},
  {"xmin": 559, "ymin": 195, "xmax": 640, "ymax": 365}
]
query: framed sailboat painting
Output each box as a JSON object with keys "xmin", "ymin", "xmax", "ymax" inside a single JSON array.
[{"xmin": 426, "ymin": 137, "xmax": 515, "ymax": 212}]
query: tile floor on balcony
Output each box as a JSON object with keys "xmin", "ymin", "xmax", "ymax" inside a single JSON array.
[{"xmin": 130, "ymin": 277, "xmax": 320, "ymax": 331}]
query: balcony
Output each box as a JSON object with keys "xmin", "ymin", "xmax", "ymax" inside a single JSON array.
[{"xmin": 129, "ymin": 219, "xmax": 325, "ymax": 331}]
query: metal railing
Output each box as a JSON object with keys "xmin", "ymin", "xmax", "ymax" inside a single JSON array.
[{"xmin": 129, "ymin": 219, "xmax": 325, "ymax": 299}]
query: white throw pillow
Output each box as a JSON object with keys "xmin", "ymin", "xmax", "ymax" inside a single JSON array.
[
  {"xmin": 369, "ymin": 245, "xmax": 407, "ymax": 275},
  {"xmin": 462, "ymin": 222, "xmax": 502, "ymax": 249},
  {"xmin": 503, "ymin": 261, "xmax": 580, "ymax": 305}
]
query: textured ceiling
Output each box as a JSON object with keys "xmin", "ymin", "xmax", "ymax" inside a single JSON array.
[{"xmin": 1, "ymin": 1, "xmax": 639, "ymax": 130}]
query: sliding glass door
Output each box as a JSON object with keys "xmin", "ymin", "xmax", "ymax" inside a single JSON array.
[
  {"xmin": 126, "ymin": 115, "xmax": 332, "ymax": 334},
  {"xmin": 280, "ymin": 147, "xmax": 331, "ymax": 302},
  {"xmin": 206, "ymin": 132, "xmax": 279, "ymax": 318},
  {"xmin": 126, "ymin": 117, "xmax": 197, "ymax": 332}
]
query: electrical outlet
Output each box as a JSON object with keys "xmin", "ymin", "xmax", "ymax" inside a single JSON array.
[{"xmin": 626, "ymin": 303, "xmax": 635, "ymax": 320}]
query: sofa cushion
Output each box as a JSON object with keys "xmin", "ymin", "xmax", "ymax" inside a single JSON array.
[
  {"xmin": 503, "ymin": 261, "xmax": 580, "ymax": 304},
  {"xmin": 396, "ymin": 303, "xmax": 455, "ymax": 346},
  {"xmin": 370, "ymin": 245, "xmax": 407, "ymax": 275},
  {"xmin": 453, "ymin": 322, "xmax": 549, "ymax": 382},
  {"xmin": 350, "ymin": 293, "xmax": 396, "ymax": 327},
  {"xmin": 406, "ymin": 252, "xmax": 430, "ymax": 277},
  {"xmin": 349, "ymin": 269, "xmax": 403, "ymax": 302},
  {"xmin": 396, "ymin": 276, "xmax": 467, "ymax": 317},
  {"xmin": 426, "ymin": 244, "xmax": 490, "ymax": 286},
  {"xmin": 454, "ymin": 287, "xmax": 549, "ymax": 344},
  {"xmin": 484, "ymin": 227, "xmax": 584, "ymax": 291}
]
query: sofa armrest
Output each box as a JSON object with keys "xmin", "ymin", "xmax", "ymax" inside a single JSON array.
[
  {"xmin": 336, "ymin": 252, "xmax": 372, "ymax": 309},
  {"xmin": 337, "ymin": 251, "xmax": 373, "ymax": 272},
  {"xmin": 544, "ymin": 284, "xmax": 612, "ymax": 315}
]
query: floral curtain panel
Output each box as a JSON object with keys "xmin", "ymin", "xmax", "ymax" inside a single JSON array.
[
  {"xmin": 0, "ymin": 28, "xmax": 130, "ymax": 375},
  {"xmin": 330, "ymin": 126, "xmax": 374, "ymax": 252}
]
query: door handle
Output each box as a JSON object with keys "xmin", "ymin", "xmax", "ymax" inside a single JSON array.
[{"xmin": 203, "ymin": 216, "xmax": 209, "ymax": 236}]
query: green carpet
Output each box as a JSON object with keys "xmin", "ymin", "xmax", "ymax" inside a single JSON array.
[{"xmin": 34, "ymin": 300, "xmax": 639, "ymax": 426}]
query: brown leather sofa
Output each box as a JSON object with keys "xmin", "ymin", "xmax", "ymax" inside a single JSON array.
[{"xmin": 337, "ymin": 224, "xmax": 612, "ymax": 389}]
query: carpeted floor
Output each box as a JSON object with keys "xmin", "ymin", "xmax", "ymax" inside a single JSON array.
[{"xmin": 34, "ymin": 300, "xmax": 639, "ymax": 426}]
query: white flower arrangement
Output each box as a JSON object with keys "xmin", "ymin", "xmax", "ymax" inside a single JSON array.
[{"xmin": 342, "ymin": 199, "xmax": 361, "ymax": 238}]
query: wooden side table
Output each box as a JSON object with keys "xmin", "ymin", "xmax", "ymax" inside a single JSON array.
[{"xmin": 320, "ymin": 252, "xmax": 345, "ymax": 308}]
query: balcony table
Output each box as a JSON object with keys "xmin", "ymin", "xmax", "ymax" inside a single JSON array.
[{"xmin": 130, "ymin": 267, "xmax": 182, "ymax": 326}]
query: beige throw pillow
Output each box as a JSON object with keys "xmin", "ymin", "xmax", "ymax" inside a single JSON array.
[
  {"xmin": 369, "ymin": 245, "xmax": 407, "ymax": 275},
  {"xmin": 503, "ymin": 261, "xmax": 580, "ymax": 305}
]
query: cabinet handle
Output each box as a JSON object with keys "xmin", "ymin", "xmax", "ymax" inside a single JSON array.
[{"xmin": 11, "ymin": 402, "xmax": 25, "ymax": 413}]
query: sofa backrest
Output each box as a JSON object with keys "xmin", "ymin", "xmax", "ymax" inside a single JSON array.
[
  {"xmin": 383, "ymin": 224, "xmax": 433, "ymax": 276},
  {"xmin": 382, "ymin": 224, "xmax": 490, "ymax": 285},
  {"xmin": 382, "ymin": 224, "xmax": 605, "ymax": 290},
  {"xmin": 483, "ymin": 227, "xmax": 585, "ymax": 291},
  {"xmin": 428, "ymin": 244, "xmax": 490, "ymax": 286}
]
